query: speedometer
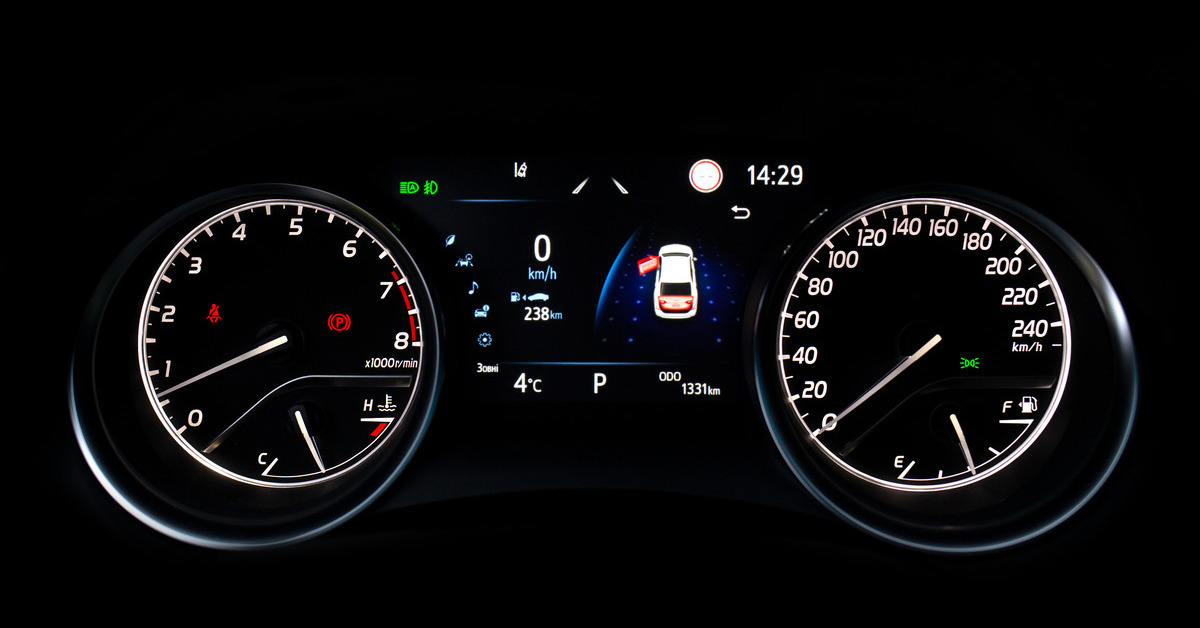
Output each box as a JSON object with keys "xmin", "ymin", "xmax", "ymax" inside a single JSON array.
[
  {"xmin": 775, "ymin": 197, "xmax": 1070, "ymax": 490},
  {"xmin": 753, "ymin": 186, "xmax": 1134, "ymax": 551}
]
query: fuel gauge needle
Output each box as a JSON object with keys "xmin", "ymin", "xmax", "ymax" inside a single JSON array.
[
  {"xmin": 293, "ymin": 406, "xmax": 325, "ymax": 473},
  {"xmin": 813, "ymin": 334, "xmax": 941, "ymax": 437},
  {"xmin": 949, "ymin": 413, "xmax": 976, "ymax": 475}
]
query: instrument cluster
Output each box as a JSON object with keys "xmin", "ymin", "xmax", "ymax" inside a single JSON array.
[
  {"xmin": 30, "ymin": 49, "xmax": 1188, "ymax": 586},
  {"xmin": 70, "ymin": 144, "xmax": 1135, "ymax": 552}
]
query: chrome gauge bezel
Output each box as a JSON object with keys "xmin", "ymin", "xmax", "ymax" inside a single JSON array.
[{"xmin": 752, "ymin": 186, "xmax": 1137, "ymax": 552}]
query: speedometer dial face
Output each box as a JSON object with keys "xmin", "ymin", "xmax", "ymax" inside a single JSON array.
[
  {"xmin": 775, "ymin": 197, "xmax": 1070, "ymax": 491},
  {"xmin": 138, "ymin": 196, "xmax": 429, "ymax": 488}
]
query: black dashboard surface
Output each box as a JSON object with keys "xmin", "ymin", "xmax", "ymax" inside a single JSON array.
[{"xmin": 19, "ymin": 36, "xmax": 1194, "ymax": 598}]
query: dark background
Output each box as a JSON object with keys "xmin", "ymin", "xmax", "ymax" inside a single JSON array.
[{"xmin": 13, "ymin": 26, "xmax": 1194, "ymax": 602}]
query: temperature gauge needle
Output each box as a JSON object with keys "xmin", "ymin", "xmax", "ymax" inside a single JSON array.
[
  {"xmin": 293, "ymin": 406, "xmax": 325, "ymax": 473},
  {"xmin": 156, "ymin": 334, "xmax": 289, "ymax": 399},
  {"xmin": 949, "ymin": 413, "xmax": 976, "ymax": 475},
  {"xmin": 813, "ymin": 334, "xmax": 941, "ymax": 437}
]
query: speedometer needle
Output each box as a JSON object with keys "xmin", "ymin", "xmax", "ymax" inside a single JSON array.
[
  {"xmin": 155, "ymin": 334, "xmax": 289, "ymax": 399},
  {"xmin": 813, "ymin": 334, "xmax": 941, "ymax": 437}
]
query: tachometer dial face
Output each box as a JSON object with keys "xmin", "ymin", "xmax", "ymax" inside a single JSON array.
[
  {"xmin": 775, "ymin": 197, "xmax": 1070, "ymax": 491},
  {"xmin": 138, "ymin": 197, "xmax": 429, "ymax": 488}
]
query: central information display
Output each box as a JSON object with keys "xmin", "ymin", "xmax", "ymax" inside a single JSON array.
[{"xmin": 396, "ymin": 154, "xmax": 813, "ymax": 402}]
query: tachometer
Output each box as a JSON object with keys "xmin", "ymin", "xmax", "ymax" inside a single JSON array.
[
  {"xmin": 72, "ymin": 184, "xmax": 441, "ymax": 547},
  {"xmin": 138, "ymin": 196, "xmax": 428, "ymax": 487}
]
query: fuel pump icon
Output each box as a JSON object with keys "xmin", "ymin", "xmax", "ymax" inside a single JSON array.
[{"xmin": 1020, "ymin": 396, "xmax": 1038, "ymax": 413}]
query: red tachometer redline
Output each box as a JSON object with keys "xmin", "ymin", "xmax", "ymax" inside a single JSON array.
[{"xmin": 399, "ymin": 284, "xmax": 416, "ymax": 339}]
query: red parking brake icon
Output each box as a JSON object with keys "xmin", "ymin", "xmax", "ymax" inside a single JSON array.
[
  {"xmin": 328, "ymin": 313, "xmax": 352, "ymax": 331},
  {"xmin": 637, "ymin": 255, "xmax": 659, "ymax": 275}
]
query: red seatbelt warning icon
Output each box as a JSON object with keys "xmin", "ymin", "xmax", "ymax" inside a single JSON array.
[{"xmin": 206, "ymin": 304, "xmax": 221, "ymax": 323}]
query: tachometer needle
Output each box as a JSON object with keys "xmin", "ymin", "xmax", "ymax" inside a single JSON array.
[
  {"xmin": 949, "ymin": 413, "xmax": 976, "ymax": 475},
  {"xmin": 813, "ymin": 333, "xmax": 941, "ymax": 437},
  {"xmin": 155, "ymin": 334, "xmax": 288, "ymax": 399},
  {"xmin": 294, "ymin": 407, "xmax": 325, "ymax": 473}
]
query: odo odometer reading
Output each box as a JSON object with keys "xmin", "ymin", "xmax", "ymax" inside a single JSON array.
[
  {"xmin": 776, "ymin": 198, "xmax": 1070, "ymax": 491},
  {"xmin": 138, "ymin": 198, "xmax": 428, "ymax": 488}
]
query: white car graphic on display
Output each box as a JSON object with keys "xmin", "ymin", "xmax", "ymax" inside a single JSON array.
[{"xmin": 653, "ymin": 244, "xmax": 698, "ymax": 319}]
